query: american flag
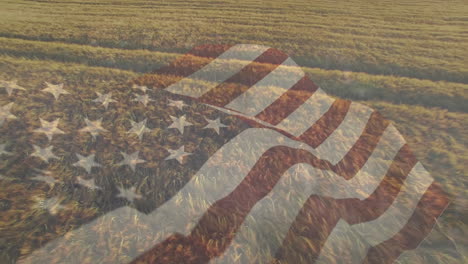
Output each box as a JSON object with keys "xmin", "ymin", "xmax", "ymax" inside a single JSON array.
[{"xmin": 1, "ymin": 44, "xmax": 448, "ymax": 264}]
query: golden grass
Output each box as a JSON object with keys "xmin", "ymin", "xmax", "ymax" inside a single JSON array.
[
  {"xmin": 1, "ymin": 0, "xmax": 467, "ymax": 83},
  {"xmin": 1, "ymin": 54, "xmax": 465, "ymax": 263},
  {"xmin": 0, "ymin": 0, "xmax": 466, "ymax": 262}
]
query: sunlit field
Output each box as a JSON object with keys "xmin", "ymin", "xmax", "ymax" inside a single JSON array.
[{"xmin": 0, "ymin": 0, "xmax": 467, "ymax": 263}]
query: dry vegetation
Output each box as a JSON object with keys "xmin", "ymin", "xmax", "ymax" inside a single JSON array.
[{"xmin": 0, "ymin": 0, "xmax": 466, "ymax": 263}]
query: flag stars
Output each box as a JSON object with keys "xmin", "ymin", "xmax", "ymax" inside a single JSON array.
[
  {"xmin": 203, "ymin": 117, "xmax": 228, "ymax": 134},
  {"xmin": 79, "ymin": 118, "xmax": 108, "ymax": 139},
  {"xmin": 31, "ymin": 170, "xmax": 59, "ymax": 187},
  {"xmin": 168, "ymin": 115, "xmax": 193, "ymax": 134},
  {"xmin": 168, "ymin": 99, "xmax": 187, "ymax": 110},
  {"xmin": 73, "ymin": 153, "xmax": 101, "ymax": 174},
  {"xmin": 116, "ymin": 186, "xmax": 142, "ymax": 203},
  {"xmin": 117, "ymin": 151, "xmax": 145, "ymax": 171},
  {"xmin": 133, "ymin": 94, "xmax": 154, "ymax": 107},
  {"xmin": 165, "ymin": 146, "xmax": 191, "ymax": 164},
  {"xmin": 0, "ymin": 102, "xmax": 17, "ymax": 126},
  {"xmin": 34, "ymin": 118, "xmax": 65, "ymax": 141},
  {"xmin": 93, "ymin": 92, "xmax": 116, "ymax": 109},
  {"xmin": 34, "ymin": 196, "xmax": 66, "ymax": 215},
  {"xmin": 42, "ymin": 82, "xmax": 70, "ymax": 100},
  {"xmin": 0, "ymin": 144, "xmax": 12, "ymax": 156},
  {"xmin": 31, "ymin": 145, "xmax": 59, "ymax": 163},
  {"xmin": 1, "ymin": 80, "xmax": 25, "ymax": 96},
  {"xmin": 132, "ymin": 84, "xmax": 149, "ymax": 93},
  {"xmin": 127, "ymin": 119, "xmax": 151, "ymax": 140},
  {"xmin": 76, "ymin": 176, "xmax": 101, "ymax": 190}
]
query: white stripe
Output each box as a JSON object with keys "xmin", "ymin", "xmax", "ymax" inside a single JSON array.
[
  {"xmin": 317, "ymin": 124, "xmax": 406, "ymax": 199},
  {"xmin": 315, "ymin": 102, "xmax": 373, "ymax": 165},
  {"xmin": 210, "ymin": 125, "xmax": 406, "ymax": 264},
  {"xmin": 208, "ymin": 98, "xmax": 373, "ymax": 167},
  {"xmin": 225, "ymin": 57, "xmax": 305, "ymax": 116},
  {"xmin": 165, "ymin": 44, "xmax": 270, "ymax": 97},
  {"xmin": 315, "ymin": 162, "xmax": 433, "ymax": 263},
  {"xmin": 275, "ymin": 88, "xmax": 335, "ymax": 137}
]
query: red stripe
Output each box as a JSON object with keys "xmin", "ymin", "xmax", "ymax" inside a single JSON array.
[
  {"xmin": 198, "ymin": 48, "xmax": 289, "ymax": 107},
  {"xmin": 275, "ymin": 144, "xmax": 418, "ymax": 263},
  {"xmin": 227, "ymin": 110, "xmax": 390, "ymax": 181},
  {"xmin": 255, "ymin": 76, "xmax": 319, "ymax": 125},
  {"xmin": 130, "ymin": 146, "xmax": 325, "ymax": 263},
  {"xmin": 298, "ymin": 99, "xmax": 351, "ymax": 148},
  {"xmin": 133, "ymin": 45, "xmax": 234, "ymax": 90},
  {"xmin": 228, "ymin": 100, "xmax": 345, "ymax": 144},
  {"xmin": 362, "ymin": 182, "xmax": 449, "ymax": 264},
  {"xmin": 130, "ymin": 144, "xmax": 417, "ymax": 263},
  {"xmin": 234, "ymin": 101, "xmax": 388, "ymax": 181},
  {"xmin": 332, "ymin": 111, "xmax": 390, "ymax": 180},
  {"xmin": 338, "ymin": 144, "xmax": 417, "ymax": 224}
]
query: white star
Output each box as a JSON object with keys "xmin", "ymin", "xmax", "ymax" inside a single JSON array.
[
  {"xmin": 127, "ymin": 119, "xmax": 151, "ymax": 140},
  {"xmin": 133, "ymin": 94, "xmax": 154, "ymax": 107},
  {"xmin": 0, "ymin": 102, "xmax": 16, "ymax": 126},
  {"xmin": 76, "ymin": 176, "xmax": 101, "ymax": 190},
  {"xmin": 93, "ymin": 92, "xmax": 116, "ymax": 109},
  {"xmin": 31, "ymin": 145, "xmax": 58, "ymax": 163},
  {"xmin": 117, "ymin": 151, "xmax": 145, "ymax": 172},
  {"xmin": 168, "ymin": 115, "xmax": 193, "ymax": 134},
  {"xmin": 31, "ymin": 170, "xmax": 59, "ymax": 187},
  {"xmin": 116, "ymin": 186, "xmax": 142, "ymax": 203},
  {"xmin": 165, "ymin": 145, "xmax": 191, "ymax": 164},
  {"xmin": 34, "ymin": 118, "xmax": 65, "ymax": 141},
  {"xmin": 34, "ymin": 196, "xmax": 66, "ymax": 215},
  {"xmin": 132, "ymin": 84, "xmax": 149, "ymax": 93},
  {"xmin": 0, "ymin": 144, "xmax": 12, "ymax": 156},
  {"xmin": 203, "ymin": 117, "xmax": 228, "ymax": 134},
  {"xmin": 73, "ymin": 153, "xmax": 101, "ymax": 174},
  {"xmin": 79, "ymin": 118, "xmax": 108, "ymax": 139},
  {"xmin": 168, "ymin": 99, "xmax": 187, "ymax": 110},
  {"xmin": 1, "ymin": 80, "xmax": 25, "ymax": 96},
  {"xmin": 42, "ymin": 82, "xmax": 70, "ymax": 100}
]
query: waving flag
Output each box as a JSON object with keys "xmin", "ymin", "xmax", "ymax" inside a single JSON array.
[{"xmin": 1, "ymin": 44, "xmax": 448, "ymax": 264}]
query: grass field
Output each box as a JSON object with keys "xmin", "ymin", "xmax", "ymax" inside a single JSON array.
[{"xmin": 0, "ymin": 0, "xmax": 467, "ymax": 263}]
